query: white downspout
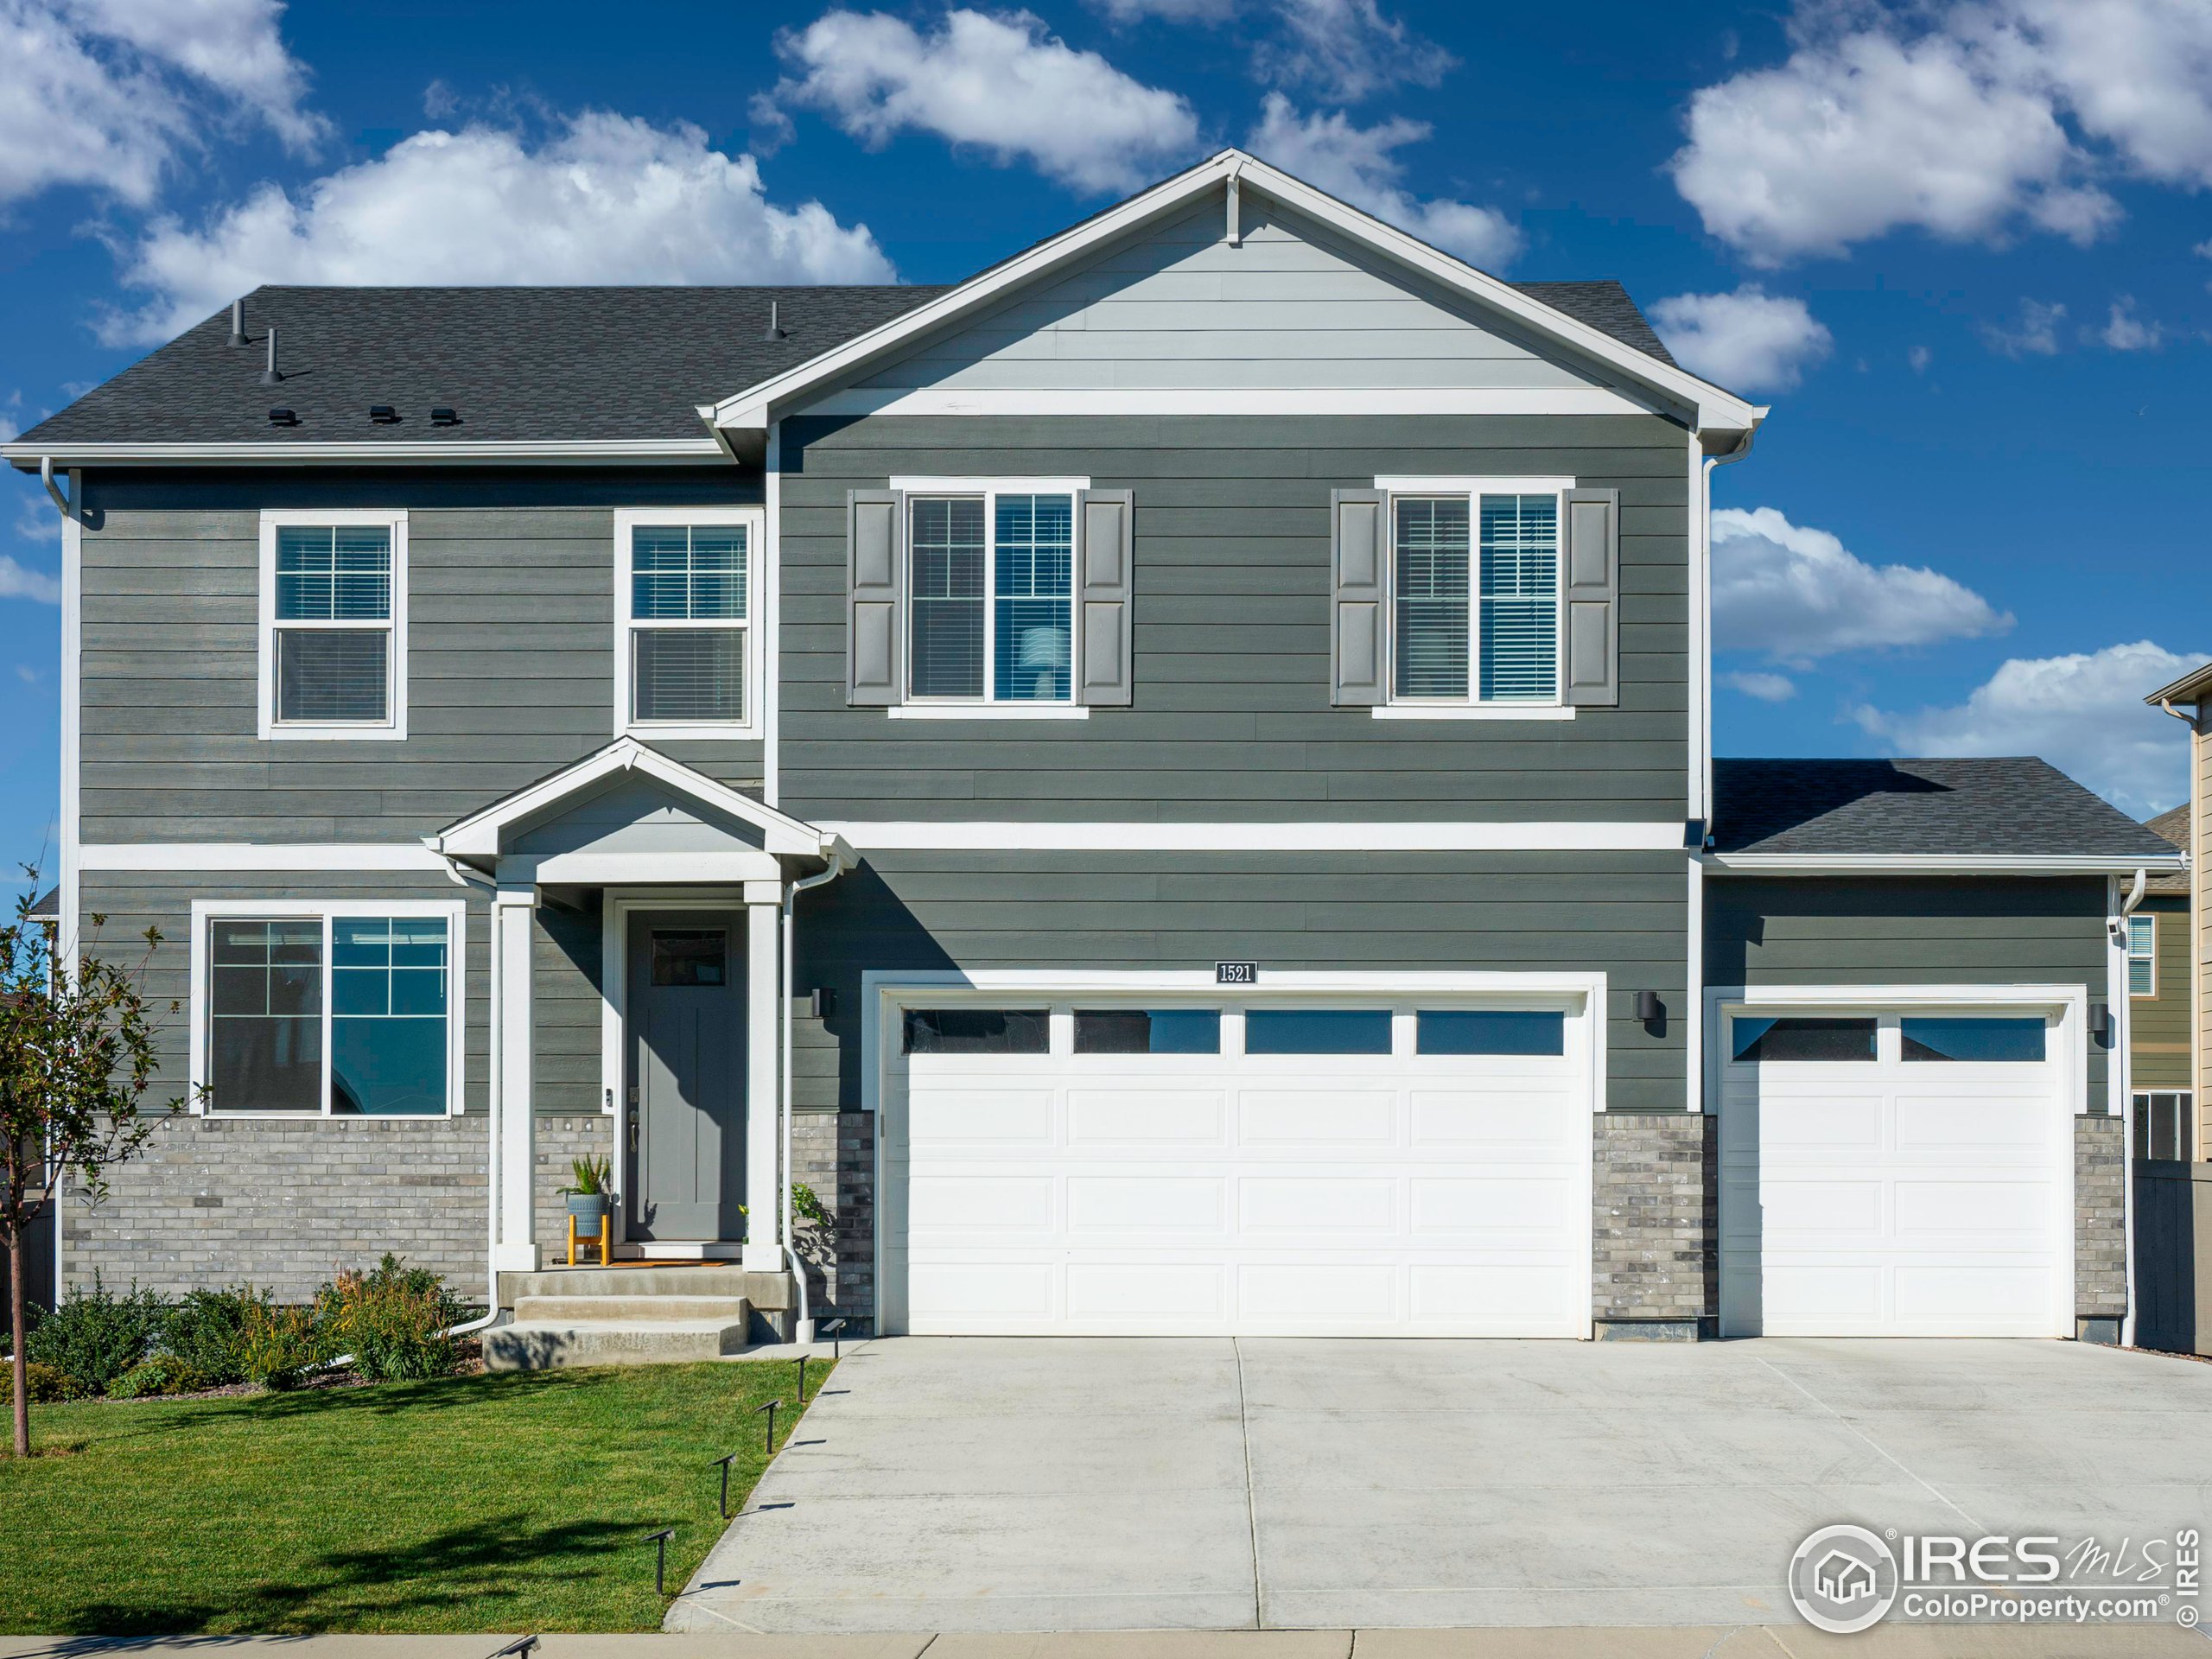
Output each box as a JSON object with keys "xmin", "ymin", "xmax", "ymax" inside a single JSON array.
[
  {"xmin": 432, "ymin": 848, "xmax": 505, "ymax": 1336},
  {"xmin": 781, "ymin": 842, "xmax": 854, "ymax": 1343},
  {"xmin": 2117, "ymin": 868, "xmax": 2148, "ymax": 1348}
]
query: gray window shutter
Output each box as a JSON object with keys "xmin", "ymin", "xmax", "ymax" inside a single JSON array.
[
  {"xmin": 1330, "ymin": 488, "xmax": 1386, "ymax": 706},
  {"xmin": 1078, "ymin": 488, "xmax": 1134, "ymax": 707},
  {"xmin": 847, "ymin": 489, "xmax": 904, "ymax": 705},
  {"xmin": 1562, "ymin": 486, "xmax": 1618, "ymax": 708}
]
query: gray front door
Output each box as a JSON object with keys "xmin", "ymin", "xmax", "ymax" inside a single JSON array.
[{"xmin": 626, "ymin": 911, "xmax": 745, "ymax": 1242}]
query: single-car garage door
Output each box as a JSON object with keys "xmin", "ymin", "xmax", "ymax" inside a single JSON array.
[
  {"xmin": 1719, "ymin": 1001, "xmax": 2075, "ymax": 1338},
  {"xmin": 879, "ymin": 988, "xmax": 1598, "ymax": 1337}
]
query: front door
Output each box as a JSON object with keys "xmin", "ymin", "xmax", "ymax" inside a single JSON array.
[{"xmin": 626, "ymin": 911, "xmax": 745, "ymax": 1242}]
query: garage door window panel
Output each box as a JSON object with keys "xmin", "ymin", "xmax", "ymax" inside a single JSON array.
[
  {"xmin": 1245, "ymin": 1009, "xmax": 1393, "ymax": 1055},
  {"xmin": 1417, "ymin": 1009, "xmax": 1565, "ymax": 1056},
  {"xmin": 1732, "ymin": 1016, "xmax": 1876, "ymax": 1063},
  {"xmin": 1900, "ymin": 1017, "xmax": 2046, "ymax": 1063},
  {"xmin": 1073, "ymin": 1009, "xmax": 1222, "ymax": 1055},
  {"xmin": 904, "ymin": 1008, "xmax": 1049, "ymax": 1055}
]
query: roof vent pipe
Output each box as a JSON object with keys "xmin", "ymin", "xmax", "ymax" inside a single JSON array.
[
  {"xmin": 227, "ymin": 298, "xmax": 248, "ymax": 347},
  {"xmin": 260, "ymin": 326, "xmax": 283, "ymax": 385},
  {"xmin": 762, "ymin": 300, "xmax": 786, "ymax": 341}
]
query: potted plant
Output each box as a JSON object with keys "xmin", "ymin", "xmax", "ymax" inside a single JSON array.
[{"xmin": 561, "ymin": 1155, "xmax": 614, "ymax": 1243}]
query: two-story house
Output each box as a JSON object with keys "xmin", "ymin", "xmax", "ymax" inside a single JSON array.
[{"xmin": 6, "ymin": 151, "xmax": 2177, "ymax": 1346}]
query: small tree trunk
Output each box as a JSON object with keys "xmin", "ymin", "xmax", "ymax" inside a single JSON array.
[{"xmin": 7, "ymin": 1217, "xmax": 26, "ymax": 1458}]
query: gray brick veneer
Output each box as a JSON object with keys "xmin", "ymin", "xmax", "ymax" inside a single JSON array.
[
  {"xmin": 2075, "ymin": 1113, "xmax": 2127, "ymax": 1329},
  {"xmin": 792, "ymin": 1110, "xmax": 875, "ymax": 1328},
  {"xmin": 1592, "ymin": 1111, "xmax": 1715, "ymax": 1336}
]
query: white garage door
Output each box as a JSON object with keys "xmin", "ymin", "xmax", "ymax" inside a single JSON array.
[
  {"xmin": 880, "ymin": 994, "xmax": 1596, "ymax": 1337},
  {"xmin": 1719, "ymin": 1005, "xmax": 2073, "ymax": 1338}
]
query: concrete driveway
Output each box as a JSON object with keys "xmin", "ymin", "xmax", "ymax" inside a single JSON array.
[{"xmin": 668, "ymin": 1337, "xmax": 2212, "ymax": 1634}]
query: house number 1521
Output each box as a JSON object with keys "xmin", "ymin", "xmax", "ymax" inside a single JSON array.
[{"xmin": 1216, "ymin": 961, "xmax": 1258, "ymax": 985}]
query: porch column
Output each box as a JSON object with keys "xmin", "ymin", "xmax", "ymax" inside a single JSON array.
[
  {"xmin": 743, "ymin": 886, "xmax": 783, "ymax": 1273},
  {"xmin": 493, "ymin": 881, "xmax": 541, "ymax": 1272}
]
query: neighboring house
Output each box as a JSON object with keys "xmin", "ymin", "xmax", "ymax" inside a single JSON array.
[
  {"xmin": 2130, "ymin": 805, "xmax": 2192, "ymax": 1161},
  {"xmin": 3, "ymin": 150, "xmax": 2181, "ymax": 1344},
  {"xmin": 2145, "ymin": 664, "xmax": 2212, "ymax": 1164}
]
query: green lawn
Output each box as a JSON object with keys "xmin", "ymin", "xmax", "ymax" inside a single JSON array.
[{"xmin": 0, "ymin": 1357, "xmax": 831, "ymax": 1634}]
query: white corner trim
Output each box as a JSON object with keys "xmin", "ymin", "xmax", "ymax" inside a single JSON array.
[
  {"xmin": 1707, "ymin": 852, "xmax": 2184, "ymax": 875},
  {"xmin": 187, "ymin": 897, "xmax": 467, "ymax": 1119},
  {"xmin": 763, "ymin": 423, "xmax": 783, "ymax": 807},
  {"xmin": 257, "ymin": 508, "xmax": 408, "ymax": 742},
  {"xmin": 611, "ymin": 505, "xmax": 765, "ymax": 743},
  {"xmin": 888, "ymin": 474, "xmax": 1092, "ymax": 493},
  {"xmin": 59, "ymin": 489, "xmax": 80, "ymax": 963},
  {"xmin": 1370, "ymin": 705, "xmax": 1573, "ymax": 722},
  {"xmin": 888, "ymin": 703, "xmax": 1090, "ymax": 721},
  {"xmin": 814, "ymin": 820, "xmax": 1689, "ymax": 852},
  {"xmin": 82, "ymin": 842, "xmax": 452, "ymax": 872}
]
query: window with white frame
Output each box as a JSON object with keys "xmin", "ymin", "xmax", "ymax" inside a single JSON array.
[
  {"xmin": 259, "ymin": 511, "xmax": 407, "ymax": 737},
  {"xmin": 1387, "ymin": 484, "xmax": 1564, "ymax": 705},
  {"xmin": 195, "ymin": 903, "xmax": 462, "ymax": 1117},
  {"xmin": 616, "ymin": 512, "xmax": 758, "ymax": 734},
  {"xmin": 907, "ymin": 486, "xmax": 1074, "ymax": 704},
  {"xmin": 2126, "ymin": 912, "xmax": 2157, "ymax": 997}
]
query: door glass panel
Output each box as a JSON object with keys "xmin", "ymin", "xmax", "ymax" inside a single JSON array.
[
  {"xmin": 1900, "ymin": 1016, "xmax": 2046, "ymax": 1063},
  {"xmin": 207, "ymin": 919, "xmax": 323, "ymax": 1112},
  {"xmin": 1073, "ymin": 1009, "xmax": 1222, "ymax": 1054},
  {"xmin": 904, "ymin": 1008, "xmax": 1048, "ymax": 1054},
  {"xmin": 1731, "ymin": 1016, "xmax": 1876, "ymax": 1063},
  {"xmin": 1416, "ymin": 1009, "xmax": 1565, "ymax": 1056},
  {"xmin": 1244, "ymin": 1009, "xmax": 1392, "ymax": 1055},
  {"xmin": 651, "ymin": 930, "xmax": 728, "ymax": 987}
]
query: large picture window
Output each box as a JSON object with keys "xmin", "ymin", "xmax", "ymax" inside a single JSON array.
[
  {"xmin": 1384, "ymin": 483, "xmax": 1565, "ymax": 708},
  {"xmin": 615, "ymin": 511, "xmax": 760, "ymax": 737},
  {"xmin": 259, "ymin": 511, "xmax": 407, "ymax": 738},
  {"xmin": 906, "ymin": 488, "xmax": 1073, "ymax": 705},
  {"xmin": 195, "ymin": 904, "xmax": 462, "ymax": 1117}
]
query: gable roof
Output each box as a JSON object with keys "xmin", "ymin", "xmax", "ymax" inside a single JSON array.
[
  {"xmin": 2144, "ymin": 803, "xmax": 2190, "ymax": 893},
  {"xmin": 708, "ymin": 151, "xmax": 1763, "ymax": 442},
  {"xmin": 1709, "ymin": 757, "xmax": 2183, "ymax": 873}
]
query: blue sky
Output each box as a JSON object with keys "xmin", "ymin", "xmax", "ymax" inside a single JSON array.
[{"xmin": 3, "ymin": 0, "xmax": 2210, "ymax": 876}]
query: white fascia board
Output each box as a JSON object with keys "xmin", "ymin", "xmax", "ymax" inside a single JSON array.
[
  {"xmin": 82, "ymin": 842, "xmax": 450, "ymax": 871},
  {"xmin": 509, "ymin": 850, "xmax": 785, "ymax": 885},
  {"xmin": 803, "ymin": 389, "xmax": 1658, "ymax": 418},
  {"xmin": 434, "ymin": 736, "xmax": 831, "ymax": 859},
  {"xmin": 817, "ymin": 820, "xmax": 1689, "ymax": 852},
  {"xmin": 709, "ymin": 149, "xmax": 1764, "ymax": 437},
  {"xmin": 1706, "ymin": 852, "xmax": 2184, "ymax": 875},
  {"xmin": 4, "ymin": 440, "xmax": 725, "ymax": 467}
]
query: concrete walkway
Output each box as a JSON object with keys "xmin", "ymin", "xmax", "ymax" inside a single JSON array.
[{"xmin": 669, "ymin": 1336, "xmax": 2212, "ymax": 1635}]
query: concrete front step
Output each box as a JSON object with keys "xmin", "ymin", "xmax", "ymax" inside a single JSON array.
[
  {"xmin": 512, "ymin": 1294, "xmax": 752, "ymax": 1324},
  {"xmin": 504, "ymin": 1266, "xmax": 759, "ymax": 1300},
  {"xmin": 484, "ymin": 1310, "xmax": 752, "ymax": 1371}
]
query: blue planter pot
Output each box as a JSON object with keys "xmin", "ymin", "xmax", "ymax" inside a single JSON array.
[{"xmin": 566, "ymin": 1192, "xmax": 610, "ymax": 1236}]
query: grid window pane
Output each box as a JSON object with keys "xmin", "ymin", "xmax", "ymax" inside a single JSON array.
[
  {"xmin": 1478, "ymin": 493, "xmax": 1559, "ymax": 701},
  {"xmin": 276, "ymin": 629, "xmax": 388, "ymax": 722},
  {"xmin": 276, "ymin": 524, "xmax": 391, "ymax": 621},
  {"xmin": 632, "ymin": 525, "xmax": 747, "ymax": 620},
  {"xmin": 1394, "ymin": 497, "xmax": 1470, "ymax": 699},
  {"xmin": 993, "ymin": 493, "xmax": 1073, "ymax": 702},
  {"xmin": 2127, "ymin": 914, "xmax": 2156, "ymax": 995},
  {"xmin": 330, "ymin": 917, "xmax": 448, "ymax": 1116},
  {"xmin": 910, "ymin": 497, "xmax": 986, "ymax": 698},
  {"xmin": 633, "ymin": 627, "xmax": 745, "ymax": 722},
  {"xmin": 207, "ymin": 920, "xmax": 323, "ymax": 1113}
]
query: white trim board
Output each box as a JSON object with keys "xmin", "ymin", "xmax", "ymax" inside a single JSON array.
[
  {"xmin": 817, "ymin": 820, "xmax": 1690, "ymax": 852},
  {"xmin": 1707, "ymin": 853, "xmax": 2183, "ymax": 875}
]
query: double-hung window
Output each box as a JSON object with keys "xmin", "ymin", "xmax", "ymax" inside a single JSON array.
[
  {"xmin": 615, "ymin": 509, "xmax": 760, "ymax": 737},
  {"xmin": 901, "ymin": 480, "xmax": 1079, "ymax": 712},
  {"xmin": 2126, "ymin": 913, "xmax": 2157, "ymax": 997},
  {"xmin": 193, "ymin": 901, "xmax": 464, "ymax": 1118},
  {"xmin": 1380, "ymin": 479, "xmax": 1572, "ymax": 712},
  {"xmin": 258, "ymin": 510, "xmax": 407, "ymax": 738}
]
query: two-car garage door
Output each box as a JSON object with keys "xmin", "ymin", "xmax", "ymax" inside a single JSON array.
[{"xmin": 879, "ymin": 990, "xmax": 1598, "ymax": 1338}]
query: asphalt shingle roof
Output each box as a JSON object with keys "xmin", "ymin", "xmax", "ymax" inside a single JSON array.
[
  {"xmin": 13, "ymin": 275, "xmax": 1680, "ymax": 449},
  {"xmin": 1711, "ymin": 757, "xmax": 2180, "ymax": 861},
  {"xmin": 2143, "ymin": 803, "xmax": 2190, "ymax": 893}
]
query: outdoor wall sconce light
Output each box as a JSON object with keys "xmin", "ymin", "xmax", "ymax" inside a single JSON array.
[
  {"xmin": 1635, "ymin": 990, "xmax": 1662, "ymax": 1025},
  {"xmin": 2089, "ymin": 1001, "xmax": 2113, "ymax": 1045}
]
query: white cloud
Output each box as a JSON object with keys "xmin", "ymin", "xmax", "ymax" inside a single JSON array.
[
  {"xmin": 2196, "ymin": 237, "xmax": 2212, "ymax": 258},
  {"xmin": 1980, "ymin": 297, "xmax": 2067, "ymax": 357},
  {"xmin": 1255, "ymin": 0, "xmax": 1454, "ymax": 104},
  {"xmin": 0, "ymin": 556, "xmax": 60, "ymax": 605},
  {"xmin": 2097, "ymin": 296, "xmax": 2163, "ymax": 351},
  {"xmin": 106, "ymin": 114, "xmax": 896, "ymax": 346},
  {"xmin": 0, "ymin": 0, "xmax": 321, "ymax": 208},
  {"xmin": 1090, "ymin": 0, "xmax": 1234, "ymax": 19},
  {"xmin": 1667, "ymin": 0, "xmax": 2212, "ymax": 264},
  {"xmin": 1908, "ymin": 344, "xmax": 1932, "ymax": 372},
  {"xmin": 764, "ymin": 9, "xmax": 1199, "ymax": 195},
  {"xmin": 1713, "ymin": 505, "xmax": 2013, "ymax": 668},
  {"xmin": 1249, "ymin": 93, "xmax": 1521, "ymax": 267},
  {"xmin": 1853, "ymin": 639, "xmax": 2208, "ymax": 816},
  {"xmin": 1648, "ymin": 286, "xmax": 1832, "ymax": 392},
  {"xmin": 1722, "ymin": 670, "xmax": 1798, "ymax": 702}
]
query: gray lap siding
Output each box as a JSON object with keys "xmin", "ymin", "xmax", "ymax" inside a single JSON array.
[
  {"xmin": 776, "ymin": 413, "xmax": 1690, "ymax": 823},
  {"xmin": 79, "ymin": 467, "xmax": 764, "ymax": 846}
]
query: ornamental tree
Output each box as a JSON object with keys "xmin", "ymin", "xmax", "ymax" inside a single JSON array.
[{"xmin": 1, "ymin": 877, "xmax": 186, "ymax": 1456}]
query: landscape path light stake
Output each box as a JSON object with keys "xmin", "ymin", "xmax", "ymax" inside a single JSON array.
[
  {"xmin": 821, "ymin": 1317, "xmax": 846, "ymax": 1359},
  {"xmin": 712, "ymin": 1451, "xmax": 739, "ymax": 1519},
  {"xmin": 645, "ymin": 1528, "xmax": 676, "ymax": 1597},
  {"xmin": 486, "ymin": 1638, "xmax": 538, "ymax": 1659},
  {"xmin": 755, "ymin": 1396, "xmax": 779, "ymax": 1453},
  {"xmin": 795, "ymin": 1353, "xmax": 809, "ymax": 1406}
]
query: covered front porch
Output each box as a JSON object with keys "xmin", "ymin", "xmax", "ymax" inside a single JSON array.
[{"xmin": 433, "ymin": 737, "xmax": 852, "ymax": 1341}]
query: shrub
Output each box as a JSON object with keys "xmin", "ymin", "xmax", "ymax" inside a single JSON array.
[
  {"xmin": 315, "ymin": 1254, "xmax": 462, "ymax": 1382},
  {"xmin": 160, "ymin": 1285, "xmax": 268, "ymax": 1386},
  {"xmin": 109, "ymin": 1354, "xmax": 213, "ymax": 1400},
  {"xmin": 24, "ymin": 1274, "xmax": 171, "ymax": 1395},
  {"xmin": 1, "ymin": 1361, "xmax": 89, "ymax": 1404},
  {"xmin": 238, "ymin": 1303, "xmax": 327, "ymax": 1392}
]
